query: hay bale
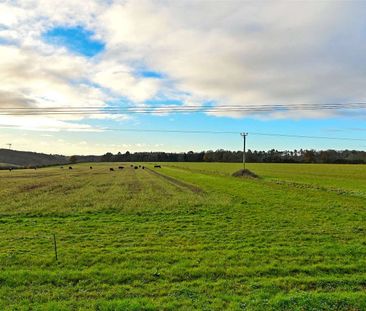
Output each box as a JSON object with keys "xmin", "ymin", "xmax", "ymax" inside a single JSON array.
[{"xmin": 232, "ymin": 169, "xmax": 258, "ymax": 178}]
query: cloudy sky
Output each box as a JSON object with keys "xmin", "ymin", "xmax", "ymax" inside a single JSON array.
[{"xmin": 0, "ymin": 0, "xmax": 366, "ymax": 155}]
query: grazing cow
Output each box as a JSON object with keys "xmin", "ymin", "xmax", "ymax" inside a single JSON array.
[
  {"xmin": 110, "ymin": 168, "xmax": 114, "ymax": 171},
  {"xmin": 118, "ymin": 166, "xmax": 124, "ymax": 169},
  {"xmin": 139, "ymin": 165, "xmax": 141, "ymax": 168},
  {"xmin": 69, "ymin": 166, "xmax": 73, "ymax": 170},
  {"xmin": 154, "ymin": 165, "xmax": 161, "ymax": 168},
  {"xmin": 9, "ymin": 168, "xmax": 12, "ymax": 172},
  {"xmin": 60, "ymin": 166, "xmax": 64, "ymax": 169},
  {"xmin": 130, "ymin": 164, "xmax": 134, "ymax": 167},
  {"xmin": 142, "ymin": 166, "xmax": 145, "ymax": 169},
  {"xmin": 90, "ymin": 166, "xmax": 93, "ymax": 169},
  {"xmin": 134, "ymin": 166, "xmax": 138, "ymax": 169}
]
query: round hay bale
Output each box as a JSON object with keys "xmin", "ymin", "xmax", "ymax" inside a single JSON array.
[{"xmin": 232, "ymin": 169, "xmax": 258, "ymax": 178}]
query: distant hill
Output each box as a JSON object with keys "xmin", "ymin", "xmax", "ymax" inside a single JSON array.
[
  {"xmin": 0, "ymin": 149, "xmax": 101, "ymax": 168},
  {"xmin": 0, "ymin": 162, "xmax": 21, "ymax": 168}
]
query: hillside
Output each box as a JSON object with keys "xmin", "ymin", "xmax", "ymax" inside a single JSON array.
[{"xmin": 0, "ymin": 149, "xmax": 100, "ymax": 168}]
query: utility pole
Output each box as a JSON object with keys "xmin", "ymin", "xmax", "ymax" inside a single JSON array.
[
  {"xmin": 6, "ymin": 143, "xmax": 12, "ymax": 150},
  {"xmin": 240, "ymin": 133, "xmax": 248, "ymax": 170}
]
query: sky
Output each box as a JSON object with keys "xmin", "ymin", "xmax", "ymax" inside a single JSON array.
[{"xmin": 0, "ymin": 0, "xmax": 366, "ymax": 155}]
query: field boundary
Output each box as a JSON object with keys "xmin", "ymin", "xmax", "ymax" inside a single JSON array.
[{"xmin": 270, "ymin": 179, "xmax": 366, "ymax": 198}]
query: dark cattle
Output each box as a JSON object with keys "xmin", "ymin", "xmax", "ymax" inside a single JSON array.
[
  {"xmin": 130, "ymin": 165, "xmax": 134, "ymax": 167},
  {"xmin": 90, "ymin": 166, "xmax": 93, "ymax": 169},
  {"xmin": 134, "ymin": 166, "xmax": 138, "ymax": 169},
  {"xmin": 139, "ymin": 165, "xmax": 141, "ymax": 168},
  {"xmin": 110, "ymin": 168, "xmax": 114, "ymax": 171},
  {"xmin": 9, "ymin": 168, "xmax": 12, "ymax": 172},
  {"xmin": 118, "ymin": 166, "xmax": 124, "ymax": 169},
  {"xmin": 142, "ymin": 166, "xmax": 145, "ymax": 169},
  {"xmin": 154, "ymin": 165, "xmax": 161, "ymax": 168},
  {"xmin": 69, "ymin": 167, "xmax": 73, "ymax": 170},
  {"xmin": 60, "ymin": 167, "xmax": 64, "ymax": 169}
]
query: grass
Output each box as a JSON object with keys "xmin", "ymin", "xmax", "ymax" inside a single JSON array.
[
  {"xmin": 167, "ymin": 162, "xmax": 366, "ymax": 194},
  {"xmin": 0, "ymin": 162, "xmax": 365, "ymax": 310}
]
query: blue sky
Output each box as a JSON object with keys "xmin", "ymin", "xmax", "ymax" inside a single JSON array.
[
  {"xmin": 0, "ymin": 1, "xmax": 365, "ymax": 155},
  {"xmin": 42, "ymin": 26, "xmax": 105, "ymax": 57}
]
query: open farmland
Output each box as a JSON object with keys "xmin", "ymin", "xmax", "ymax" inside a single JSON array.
[{"xmin": 0, "ymin": 163, "xmax": 366, "ymax": 310}]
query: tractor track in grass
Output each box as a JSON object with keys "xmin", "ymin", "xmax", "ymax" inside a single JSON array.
[
  {"xmin": 136, "ymin": 168, "xmax": 176, "ymax": 196},
  {"xmin": 145, "ymin": 167, "xmax": 203, "ymax": 194}
]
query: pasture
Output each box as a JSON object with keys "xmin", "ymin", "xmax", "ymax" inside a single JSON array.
[{"xmin": 0, "ymin": 163, "xmax": 365, "ymax": 310}]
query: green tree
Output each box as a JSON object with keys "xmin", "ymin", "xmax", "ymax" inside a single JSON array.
[{"xmin": 69, "ymin": 155, "xmax": 77, "ymax": 164}]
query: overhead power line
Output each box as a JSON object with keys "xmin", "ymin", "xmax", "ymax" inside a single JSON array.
[
  {"xmin": 1, "ymin": 123, "xmax": 365, "ymax": 142},
  {"xmin": 2, "ymin": 103, "xmax": 366, "ymax": 110},
  {"xmin": 0, "ymin": 102, "xmax": 366, "ymax": 115},
  {"xmin": 74, "ymin": 127, "xmax": 366, "ymax": 142}
]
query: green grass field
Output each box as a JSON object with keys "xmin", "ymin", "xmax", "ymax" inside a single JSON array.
[{"xmin": 0, "ymin": 163, "xmax": 365, "ymax": 310}]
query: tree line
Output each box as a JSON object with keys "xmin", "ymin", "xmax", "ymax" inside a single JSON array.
[{"xmin": 98, "ymin": 149, "xmax": 366, "ymax": 164}]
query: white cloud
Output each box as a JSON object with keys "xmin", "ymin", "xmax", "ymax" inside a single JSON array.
[
  {"xmin": 0, "ymin": 0, "xmax": 161, "ymax": 131},
  {"xmin": 0, "ymin": 43, "xmax": 109, "ymax": 130},
  {"xmin": 92, "ymin": 60, "xmax": 161, "ymax": 102},
  {"xmin": 1, "ymin": 0, "xmax": 365, "ymax": 135},
  {"xmin": 0, "ymin": 115, "xmax": 100, "ymax": 132},
  {"xmin": 98, "ymin": 0, "xmax": 366, "ymax": 118}
]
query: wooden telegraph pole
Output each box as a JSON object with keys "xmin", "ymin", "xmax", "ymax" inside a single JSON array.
[{"xmin": 240, "ymin": 133, "xmax": 248, "ymax": 170}]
